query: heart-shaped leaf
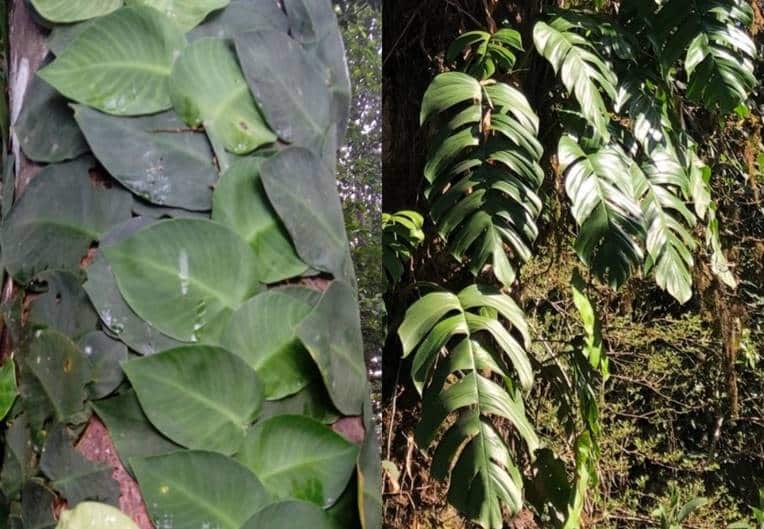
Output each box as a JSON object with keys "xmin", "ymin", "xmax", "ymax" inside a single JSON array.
[
  {"xmin": 236, "ymin": 415, "xmax": 358, "ymax": 508},
  {"xmin": 261, "ymin": 147, "xmax": 353, "ymax": 281},
  {"xmin": 38, "ymin": 6, "xmax": 187, "ymax": 116},
  {"xmin": 170, "ymin": 38, "xmax": 276, "ymax": 158},
  {"xmin": 212, "ymin": 157, "xmax": 307, "ymax": 284},
  {"xmin": 78, "ymin": 332, "xmax": 127, "ymax": 400},
  {"xmin": 74, "ymin": 106, "xmax": 218, "ymax": 211},
  {"xmin": 296, "ymin": 280, "xmax": 367, "ymax": 416},
  {"xmin": 127, "ymin": 0, "xmax": 229, "ymax": 31},
  {"xmin": 85, "ymin": 218, "xmax": 184, "ymax": 355},
  {"xmin": 221, "ymin": 286, "xmax": 318, "ymax": 399},
  {"xmin": 123, "ymin": 345, "xmax": 263, "ymax": 455},
  {"xmin": 92, "ymin": 390, "xmax": 180, "ymax": 472},
  {"xmin": 235, "ymin": 30, "xmax": 332, "ymax": 150},
  {"xmin": 40, "ymin": 425, "xmax": 119, "ymax": 506},
  {"xmin": 103, "ymin": 218, "xmax": 261, "ymax": 342},
  {"xmin": 241, "ymin": 500, "xmax": 336, "ymax": 529},
  {"xmin": 15, "ymin": 74, "xmax": 89, "ymax": 163},
  {"xmin": 57, "ymin": 502, "xmax": 139, "ymax": 529},
  {"xmin": 30, "ymin": 0, "xmax": 122, "ymax": 23},
  {"xmin": 132, "ymin": 451, "xmax": 270, "ymax": 529},
  {"xmin": 1, "ymin": 157, "xmax": 133, "ymax": 284}
]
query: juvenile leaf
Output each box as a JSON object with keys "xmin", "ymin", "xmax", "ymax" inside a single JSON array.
[
  {"xmin": 222, "ymin": 287, "xmax": 319, "ymax": 399},
  {"xmin": 1, "ymin": 157, "xmax": 133, "ymax": 284},
  {"xmin": 38, "ymin": 6, "xmax": 187, "ymax": 116},
  {"xmin": 15, "ymin": 74, "xmax": 88, "ymax": 163},
  {"xmin": 235, "ymin": 30, "xmax": 333, "ymax": 151},
  {"xmin": 57, "ymin": 502, "xmax": 139, "ymax": 529},
  {"xmin": 237, "ymin": 415, "xmax": 358, "ymax": 507},
  {"xmin": 261, "ymin": 147, "xmax": 353, "ymax": 281},
  {"xmin": 296, "ymin": 281, "xmax": 367, "ymax": 416},
  {"xmin": 123, "ymin": 345, "xmax": 263, "ymax": 455},
  {"xmin": 30, "ymin": 0, "xmax": 121, "ymax": 23},
  {"xmin": 19, "ymin": 330, "xmax": 91, "ymax": 428},
  {"xmin": 242, "ymin": 500, "xmax": 335, "ymax": 529},
  {"xmin": 74, "ymin": 106, "xmax": 218, "ymax": 211},
  {"xmin": 40, "ymin": 425, "xmax": 119, "ymax": 506},
  {"xmin": 104, "ymin": 218, "xmax": 261, "ymax": 342},
  {"xmin": 132, "ymin": 451, "xmax": 270, "ymax": 529},
  {"xmin": 0, "ymin": 359, "xmax": 16, "ymax": 420},
  {"xmin": 78, "ymin": 332, "xmax": 127, "ymax": 400},
  {"xmin": 127, "ymin": 0, "xmax": 228, "ymax": 31},
  {"xmin": 170, "ymin": 38, "xmax": 276, "ymax": 157},
  {"xmin": 212, "ymin": 157, "xmax": 307, "ymax": 283},
  {"xmin": 570, "ymin": 270, "xmax": 603, "ymax": 370},
  {"xmin": 92, "ymin": 390, "xmax": 180, "ymax": 471}
]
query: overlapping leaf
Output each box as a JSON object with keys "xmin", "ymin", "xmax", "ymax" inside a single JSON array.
[
  {"xmin": 382, "ymin": 210, "xmax": 424, "ymax": 285},
  {"xmin": 398, "ymin": 284, "xmax": 538, "ymax": 528},
  {"xmin": 38, "ymin": 6, "xmax": 187, "ymax": 116},
  {"xmin": 421, "ymin": 72, "xmax": 544, "ymax": 287},
  {"xmin": 30, "ymin": 0, "xmax": 122, "ymax": 23},
  {"xmin": 447, "ymin": 28, "xmax": 523, "ymax": 79},
  {"xmin": 126, "ymin": 0, "xmax": 229, "ymax": 31}
]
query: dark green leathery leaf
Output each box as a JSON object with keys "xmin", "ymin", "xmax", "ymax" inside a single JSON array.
[
  {"xmin": 78, "ymin": 332, "xmax": 127, "ymax": 400},
  {"xmin": 126, "ymin": 0, "xmax": 229, "ymax": 32},
  {"xmin": 74, "ymin": 106, "xmax": 218, "ymax": 211},
  {"xmin": 20, "ymin": 480, "xmax": 57, "ymax": 529},
  {"xmin": 0, "ymin": 415, "xmax": 34, "ymax": 500},
  {"xmin": 241, "ymin": 500, "xmax": 336, "ymax": 529},
  {"xmin": 284, "ymin": 0, "xmax": 352, "ymax": 145},
  {"xmin": 212, "ymin": 157, "xmax": 307, "ymax": 284},
  {"xmin": 261, "ymin": 147, "xmax": 354, "ymax": 281},
  {"xmin": 85, "ymin": 217, "xmax": 184, "ymax": 355},
  {"xmin": 259, "ymin": 377, "xmax": 340, "ymax": 424},
  {"xmin": 92, "ymin": 391, "xmax": 180, "ymax": 473},
  {"xmin": 37, "ymin": 6, "xmax": 187, "ymax": 116},
  {"xmin": 123, "ymin": 345, "xmax": 263, "ymax": 455},
  {"xmin": 27, "ymin": 270, "xmax": 98, "ymax": 340},
  {"xmin": 170, "ymin": 38, "xmax": 276, "ymax": 157},
  {"xmin": 235, "ymin": 30, "xmax": 333, "ymax": 151},
  {"xmin": 14, "ymin": 73, "xmax": 88, "ymax": 163},
  {"xmin": 40, "ymin": 424, "xmax": 119, "ymax": 506},
  {"xmin": 236, "ymin": 415, "xmax": 358, "ymax": 508},
  {"xmin": 221, "ymin": 286, "xmax": 318, "ymax": 399},
  {"xmin": 296, "ymin": 280, "xmax": 367, "ymax": 416},
  {"xmin": 103, "ymin": 218, "xmax": 262, "ymax": 342},
  {"xmin": 0, "ymin": 157, "xmax": 133, "ymax": 284},
  {"xmin": 19, "ymin": 330, "xmax": 91, "ymax": 429},
  {"xmin": 132, "ymin": 450, "xmax": 270, "ymax": 529},
  {"xmin": 30, "ymin": 0, "xmax": 122, "ymax": 24},
  {"xmin": 189, "ymin": 0, "xmax": 288, "ymax": 41}
]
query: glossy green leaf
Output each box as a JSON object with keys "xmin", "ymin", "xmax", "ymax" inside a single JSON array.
[
  {"xmin": 40, "ymin": 425, "xmax": 119, "ymax": 506},
  {"xmin": 19, "ymin": 330, "xmax": 91, "ymax": 428},
  {"xmin": 235, "ymin": 30, "xmax": 333, "ymax": 150},
  {"xmin": 92, "ymin": 390, "xmax": 180, "ymax": 471},
  {"xmin": 190, "ymin": 0, "xmax": 288, "ymax": 40},
  {"xmin": 85, "ymin": 218, "xmax": 183, "ymax": 356},
  {"xmin": 74, "ymin": 106, "xmax": 218, "ymax": 211},
  {"xmin": 78, "ymin": 332, "xmax": 127, "ymax": 400},
  {"xmin": 420, "ymin": 72, "xmax": 481, "ymax": 125},
  {"xmin": 132, "ymin": 451, "xmax": 270, "ymax": 529},
  {"xmin": 237, "ymin": 415, "xmax": 357, "ymax": 507},
  {"xmin": 170, "ymin": 38, "xmax": 275, "ymax": 159},
  {"xmin": 221, "ymin": 286, "xmax": 318, "ymax": 399},
  {"xmin": 127, "ymin": 0, "xmax": 228, "ymax": 31},
  {"xmin": 57, "ymin": 502, "xmax": 139, "ymax": 529},
  {"xmin": 261, "ymin": 147, "xmax": 353, "ymax": 281},
  {"xmin": 242, "ymin": 500, "xmax": 335, "ymax": 529},
  {"xmin": 296, "ymin": 281, "xmax": 367, "ymax": 416},
  {"xmin": 0, "ymin": 359, "xmax": 16, "ymax": 420},
  {"xmin": 1, "ymin": 157, "xmax": 133, "ymax": 284},
  {"xmin": 104, "ymin": 218, "xmax": 261, "ymax": 342},
  {"xmin": 30, "ymin": 0, "xmax": 121, "ymax": 23},
  {"xmin": 212, "ymin": 157, "xmax": 307, "ymax": 283},
  {"xmin": 123, "ymin": 345, "xmax": 263, "ymax": 455},
  {"xmin": 27, "ymin": 271, "xmax": 98, "ymax": 340},
  {"xmin": 15, "ymin": 74, "xmax": 88, "ymax": 163},
  {"xmin": 38, "ymin": 6, "xmax": 187, "ymax": 116}
]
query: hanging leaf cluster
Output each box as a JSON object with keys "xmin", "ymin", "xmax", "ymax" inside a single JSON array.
[{"xmin": 0, "ymin": 1, "xmax": 380, "ymax": 528}]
